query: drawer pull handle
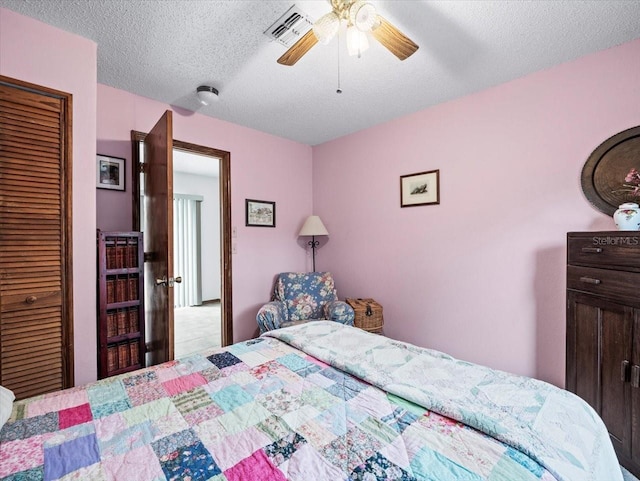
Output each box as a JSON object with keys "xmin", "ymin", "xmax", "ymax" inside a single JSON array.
[
  {"xmin": 581, "ymin": 247, "xmax": 602, "ymax": 253},
  {"xmin": 632, "ymin": 365, "xmax": 640, "ymax": 388},
  {"xmin": 622, "ymin": 360, "xmax": 630, "ymax": 382},
  {"xmin": 25, "ymin": 295, "xmax": 37, "ymax": 304},
  {"xmin": 579, "ymin": 276, "xmax": 601, "ymax": 285}
]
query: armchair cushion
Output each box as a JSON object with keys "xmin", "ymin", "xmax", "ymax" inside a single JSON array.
[{"xmin": 276, "ymin": 272, "xmax": 338, "ymax": 321}]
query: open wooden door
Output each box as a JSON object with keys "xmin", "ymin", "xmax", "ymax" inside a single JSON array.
[{"xmin": 144, "ymin": 110, "xmax": 175, "ymax": 365}]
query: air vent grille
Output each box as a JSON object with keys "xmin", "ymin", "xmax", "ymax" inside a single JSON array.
[{"xmin": 264, "ymin": 5, "xmax": 313, "ymax": 48}]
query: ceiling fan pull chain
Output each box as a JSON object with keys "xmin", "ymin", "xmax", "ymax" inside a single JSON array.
[{"xmin": 337, "ymin": 26, "xmax": 342, "ymax": 94}]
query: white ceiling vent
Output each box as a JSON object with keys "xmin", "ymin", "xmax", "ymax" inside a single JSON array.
[{"xmin": 264, "ymin": 5, "xmax": 313, "ymax": 48}]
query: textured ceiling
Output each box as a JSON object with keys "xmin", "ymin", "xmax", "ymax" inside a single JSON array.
[{"xmin": 1, "ymin": 0, "xmax": 639, "ymax": 145}]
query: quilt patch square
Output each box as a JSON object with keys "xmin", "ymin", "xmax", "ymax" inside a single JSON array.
[
  {"xmin": 0, "ymin": 435, "xmax": 47, "ymax": 478},
  {"xmin": 301, "ymin": 386, "xmax": 340, "ymax": 411},
  {"xmin": 175, "ymin": 355, "xmax": 214, "ymax": 375},
  {"xmin": 409, "ymin": 446, "xmax": 483, "ymax": 481},
  {"xmin": 87, "ymin": 381, "xmax": 128, "ymax": 407},
  {"xmin": 0, "ymin": 412, "xmax": 58, "ymax": 442},
  {"xmin": 172, "ymin": 387, "xmax": 213, "ymax": 416},
  {"xmin": 122, "ymin": 370, "xmax": 158, "ymax": 388},
  {"xmin": 258, "ymin": 385, "xmax": 304, "ymax": 417},
  {"xmin": 43, "ymin": 433, "xmax": 100, "ymax": 480},
  {"xmin": 297, "ymin": 419, "xmax": 338, "ymax": 449},
  {"xmin": 207, "ymin": 351, "xmax": 242, "ymax": 369},
  {"xmin": 0, "ymin": 466, "xmax": 44, "ymax": 481},
  {"xmin": 26, "ymin": 390, "xmax": 89, "ymax": 418},
  {"xmin": 224, "ymin": 449, "xmax": 286, "ymax": 481},
  {"xmin": 216, "ymin": 401, "xmax": 271, "ymax": 435},
  {"xmin": 256, "ymin": 415, "xmax": 292, "ymax": 442},
  {"xmin": 211, "ymin": 385, "xmax": 253, "ymax": 412},
  {"xmin": 58, "ymin": 403, "xmax": 92, "ymax": 430},
  {"xmin": 264, "ymin": 432, "xmax": 307, "ymax": 466},
  {"xmin": 284, "ymin": 443, "xmax": 348, "ymax": 481},
  {"xmin": 100, "ymin": 443, "xmax": 163, "ymax": 481},
  {"xmin": 281, "ymin": 404, "xmax": 321, "ymax": 430},
  {"xmin": 90, "ymin": 398, "xmax": 131, "ymax": 420},
  {"xmin": 97, "ymin": 421, "xmax": 155, "ymax": 458},
  {"xmin": 159, "ymin": 440, "xmax": 220, "ymax": 481},
  {"xmin": 183, "ymin": 404, "xmax": 225, "ymax": 427},
  {"xmin": 199, "ymin": 366, "xmax": 225, "ymax": 383},
  {"xmin": 125, "ymin": 381, "xmax": 168, "ymax": 407},
  {"xmin": 152, "ymin": 429, "xmax": 199, "ymax": 458},
  {"xmin": 244, "ymin": 374, "xmax": 285, "ymax": 398},
  {"xmin": 322, "ymin": 426, "xmax": 383, "ymax": 473},
  {"xmin": 208, "ymin": 426, "xmax": 271, "ymax": 470},
  {"xmin": 275, "ymin": 353, "xmax": 317, "ymax": 373},
  {"xmin": 162, "ymin": 372, "xmax": 208, "ymax": 396},
  {"xmin": 351, "ymin": 452, "xmax": 415, "ymax": 481}
]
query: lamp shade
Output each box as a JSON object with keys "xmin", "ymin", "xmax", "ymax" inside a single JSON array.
[{"xmin": 298, "ymin": 215, "xmax": 329, "ymax": 236}]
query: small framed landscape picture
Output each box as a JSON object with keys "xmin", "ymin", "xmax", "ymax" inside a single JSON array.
[
  {"xmin": 246, "ymin": 199, "xmax": 276, "ymax": 227},
  {"xmin": 400, "ymin": 169, "xmax": 440, "ymax": 207},
  {"xmin": 96, "ymin": 155, "xmax": 125, "ymax": 191}
]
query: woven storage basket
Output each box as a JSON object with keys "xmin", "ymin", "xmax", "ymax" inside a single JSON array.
[{"xmin": 346, "ymin": 298, "xmax": 383, "ymax": 333}]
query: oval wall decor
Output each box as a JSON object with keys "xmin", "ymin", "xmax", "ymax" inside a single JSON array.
[{"xmin": 581, "ymin": 126, "xmax": 640, "ymax": 216}]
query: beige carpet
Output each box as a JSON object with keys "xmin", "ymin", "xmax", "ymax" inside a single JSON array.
[{"xmin": 174, "ymin": 303, "xmax": 221, "ymax": 359}]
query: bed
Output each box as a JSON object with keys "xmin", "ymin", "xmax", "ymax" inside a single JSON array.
[{"xmin": 0, "ymin": 321, "xmax": 622, "ymax": 481}]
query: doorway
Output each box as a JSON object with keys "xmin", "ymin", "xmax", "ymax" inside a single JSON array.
[
  {"xmin": 172, "ymin": 150, "xmax": 221, "ymax": 357},
  {"xmin": 131, "ymin": 130, "xmax": 232, "ymax": 364}
]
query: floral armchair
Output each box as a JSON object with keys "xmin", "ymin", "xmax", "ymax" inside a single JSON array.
[{"xmin": 256, "ymin": 272, "xmax": 355, "ymax": 333}]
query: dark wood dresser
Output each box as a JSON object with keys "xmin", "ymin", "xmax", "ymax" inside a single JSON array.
[{"xmin": 566, "ymin": 231, "xmax": 640, "ymax": 476}]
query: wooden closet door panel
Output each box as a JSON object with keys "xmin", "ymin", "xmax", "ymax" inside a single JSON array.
[{"xmin": 0, "ymin": 77, "xmax": 72, "ymax": 400}]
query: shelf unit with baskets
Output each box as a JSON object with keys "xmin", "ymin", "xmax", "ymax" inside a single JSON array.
[{"xmin": 97, "ymin": 230, "xmax": 145, "ymax": 379}]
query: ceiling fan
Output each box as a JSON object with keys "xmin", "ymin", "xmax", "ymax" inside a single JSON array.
[{"xmin": 277, "ymin": 0, "xmax": 419, "ymax": 66}]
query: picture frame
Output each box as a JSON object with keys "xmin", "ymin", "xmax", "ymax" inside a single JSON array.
[
  {"xmin": 96, "ymin": 154, "xmax": 125, "ymax": 191},
  {"xmin": 246, "ymin": 199, "xmax": 276, "ymax": 227},
  {"xmin": 400, "ymin": 169, "xmax": 440, "ymax": 207}
]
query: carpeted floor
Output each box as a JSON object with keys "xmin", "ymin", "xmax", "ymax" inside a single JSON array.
[
  {"xmin": 174, "ymin": 303, "xmax": 221, "ymax": 358},
  {"xmin": 623, "ymin": 466, "xmax": 638, "ymax": 480}
]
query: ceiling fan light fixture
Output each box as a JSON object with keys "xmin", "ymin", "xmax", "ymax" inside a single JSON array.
[
  {"xmin": 349, "ymin": 1, "xmax": 377, "ymax": 31},
  {"xmin": 196, "ymin": 85, "xmax": 219, "ymax": 105},
  {"xmin": 346, "ymin": 26, "xmax": 369, "ymax": 57},
  {"xmin": 313, "ymin": 11, "xmax": 340, "ymax": 44}
]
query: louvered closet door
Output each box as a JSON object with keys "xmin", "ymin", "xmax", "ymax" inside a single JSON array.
[{"xmin": 0, "ymin": 77, "xmax": 73, "ymax": 400}]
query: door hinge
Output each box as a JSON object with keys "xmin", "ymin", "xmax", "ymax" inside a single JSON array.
[{"xmin": 139, "ymin": 162, "xmax": 147, "ymax": 174}]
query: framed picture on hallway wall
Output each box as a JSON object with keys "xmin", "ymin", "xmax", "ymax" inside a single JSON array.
[
  {"xmin": 96, "ymin": 154, "xmax": 125, "ymax": 191},
  {"xmin": 400, "ymin": 169, "xmax": 440, "ymax": 207},
  {"xmin": 246, "ymin": 199, "xmax": 276, "ymax": 227}
]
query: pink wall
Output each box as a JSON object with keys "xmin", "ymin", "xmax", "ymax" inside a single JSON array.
[
  {"xmin": 312, "ymin": 38, "xmax": 640, "ymax": 388},
  {"xmin": 97, "ymin": 85, "xmax": 313, "ymax": 347},
  {"xmin": 0, "ymin": 8, "xmax": 98, "ymax": 386}
]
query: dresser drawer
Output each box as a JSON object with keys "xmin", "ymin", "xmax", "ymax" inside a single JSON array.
[
  {"xmin": 568, "ymin": 233, "xmax": 640, "ymax": 270},
  {"xmin": 567, "ymin": 265, "xmax": 640, "ymax": 302}
]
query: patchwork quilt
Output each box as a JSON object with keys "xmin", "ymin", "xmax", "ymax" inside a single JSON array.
[{"xmin": 0, "ymin": 322, "xmax": 621, "ymax": 481}]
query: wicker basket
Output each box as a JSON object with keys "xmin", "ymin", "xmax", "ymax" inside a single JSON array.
[{"xmin": 346, "ymin": 298, "xmax": 383, "ymax": 333}]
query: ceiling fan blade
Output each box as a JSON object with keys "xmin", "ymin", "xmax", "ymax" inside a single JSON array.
[
  {"xmin": 277, "ymin": 29, "xmax": 319, "ymax": 66},
  {"xmin": 371, "ymin": 15, "xmax": 419, "ymax": 61}
]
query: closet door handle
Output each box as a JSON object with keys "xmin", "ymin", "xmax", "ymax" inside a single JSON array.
[
  {"xmin": 622, "ymin": 360, "xmax": 630, "ymax": 382},
  {"xmin": 580, "ymin": 276, "xmax": 601, "ymax": 285},
  {"xmin": 632, "ymin": 365, "xmax": 640, "ymax": 388},
  {"xmin": 581, "ymin": 247, "xmax": 602, "ymax": 254}
]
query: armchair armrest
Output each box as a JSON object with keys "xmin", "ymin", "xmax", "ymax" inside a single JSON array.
[
  {"xmin": 257, "ymin": 301, "xmax": 288, "ymax": 333},
  {"xmin": 324, "ymin": 300, "xmax": 354, "ymax": 326}
]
